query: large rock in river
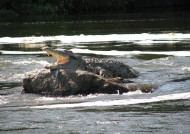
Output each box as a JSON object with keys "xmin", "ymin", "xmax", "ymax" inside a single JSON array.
[{"xmin": 22, "ymin": 69, "xmax": 155, "ymax": 97}]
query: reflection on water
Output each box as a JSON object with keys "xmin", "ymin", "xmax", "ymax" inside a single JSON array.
[
  {"xmin": 0, "ymin": 9, "xmax": 190, "ymax": 36},
  {"xmin": 0, "ymin": 10, "xmax": 190, "ymax": 134}
]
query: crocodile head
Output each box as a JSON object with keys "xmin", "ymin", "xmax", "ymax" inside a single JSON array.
[{"xmin": 42, "ymin": 47, "xmax": 77, "ymax": 64}]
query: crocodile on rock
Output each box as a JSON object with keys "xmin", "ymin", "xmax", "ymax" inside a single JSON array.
[
  {"xmin": 22, "ymin": 48, "xmax": 157, "ymax": 97},
  {"xmin": 42, "ymin": 47, "xmax": 139, "ymax": 78}
]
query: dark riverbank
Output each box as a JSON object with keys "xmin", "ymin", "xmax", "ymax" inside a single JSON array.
[
  {"xmin": 131, "ymin": 0, "xmax": 190, "ymax": 9},
  {"xmin": 0, "ymin": 0, "xmax": 190, "ymax": 18}
]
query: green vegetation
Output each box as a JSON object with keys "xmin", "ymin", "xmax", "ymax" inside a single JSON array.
[
  {"xmin": 0, "ymin": 0, "xmax": 189, "ymax": 16},
  {"xmin": 0, "ymin": 0, "xmax": 131, "ymax": 15}
]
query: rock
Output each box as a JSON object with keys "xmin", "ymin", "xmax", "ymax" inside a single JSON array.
[
  {"xmin": 22, "ymin": 69, "xmax": 156, "ymax": 97},
  {"xmin": 22, "ymin": 69, "xmax": 126, "ymax": 96}
]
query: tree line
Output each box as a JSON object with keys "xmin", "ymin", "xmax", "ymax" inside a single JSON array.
[
  {"xmin": 0, "ymin": 0, "xmax": 131, "ymax": 15},
  {"xmin": 0, "ymin": 0, "xmax": 189, "ymax": 16}
]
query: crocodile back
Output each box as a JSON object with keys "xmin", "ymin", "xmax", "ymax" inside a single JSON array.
[{"xmin": 84, "ymin": 58, "xmax": 139, "ymax": 78}]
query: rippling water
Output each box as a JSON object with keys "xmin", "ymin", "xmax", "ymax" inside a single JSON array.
[{"xmin": 0, "ymin": 10, "xmax": 190, "ymax": 134}]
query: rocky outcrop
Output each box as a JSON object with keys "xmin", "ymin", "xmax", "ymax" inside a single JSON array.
[{"xmin": 22, "ymin": 69, "xmax": 156, "ymax": 97}]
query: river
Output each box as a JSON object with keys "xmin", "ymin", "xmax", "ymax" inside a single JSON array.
[{"xmin": 0, "ymin": 9, "xmax": 190, "ymax": 134}]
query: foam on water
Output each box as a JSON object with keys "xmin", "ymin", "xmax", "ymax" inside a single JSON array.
[
  {"xmin": 1, "ymin": 59, "xmax": 49, "ymax": 65},
  {"xmin": 31, "ymin": 92, "xmax": 190, "ymax": 109},
  {"xmin": 0, "ymin": 50, "xmax": 45, "ymax": 55},
  {"xmin": 13, "ymin": 60, "xmax": 49, "ymax": 65},
  {"xmin": 71, "ymin": 49, "xmax": 190, "ymax": 56},
  {"xmin": 0, "ymin": 96, "xmax": 8, "ymax": 105},
  {"xmin": 181, "ymin": 67, "xmax": 190, "ymax": 71},
  {"xmin": 1, "ymin": 49, "xmax": 190, "ymax": 56},
  {"xmin": 0, "ymin": 33, "xmax": 189, "ymax": 56},
  {"xmin": 33, "ymin": 94, "xmax": 103, "ymax": 104},
  {"xmin": 0, "ymin": 33, "xmax": 189, "ymax": 45}
]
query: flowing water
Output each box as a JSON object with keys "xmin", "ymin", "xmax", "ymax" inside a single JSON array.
[{"xmin": 0, "ymin": 10, "xmax": 190, "ymax": 134}]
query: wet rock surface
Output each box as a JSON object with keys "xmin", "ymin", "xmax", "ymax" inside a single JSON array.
[{"xmin": 22, "ymin": 69, "xmax": 156, "ymax": 97}]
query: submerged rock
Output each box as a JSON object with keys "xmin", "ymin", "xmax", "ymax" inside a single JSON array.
[{"xmin": 22, "ymin": 69, "xmax": 156, "ymax": 97}]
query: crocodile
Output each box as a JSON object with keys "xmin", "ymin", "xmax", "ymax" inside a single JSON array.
[{"xmin": 42, "ymin": 47, "xmax": 139, "ymax": 78}]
